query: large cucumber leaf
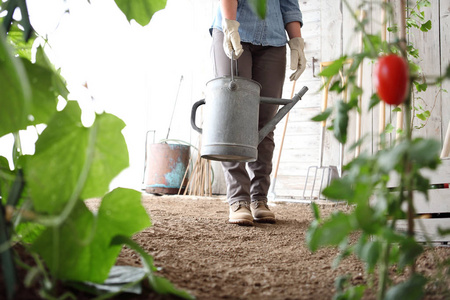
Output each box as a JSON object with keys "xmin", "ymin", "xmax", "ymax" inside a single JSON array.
[
  {"xmin": 24, "ymin": 101, "xmax": 128, "ymax": 214},
  {"xmin": 32, "ymin": 188, "xmax": 151, "ymax": 282},
  {"xmin": 0, "ymin": 29, "xmax": 31, "ymax": 137}
]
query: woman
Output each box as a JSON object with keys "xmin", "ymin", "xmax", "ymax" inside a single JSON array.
[{"xmin": 210, "ymin": 0, "xmax": 306, "ymax": 226}]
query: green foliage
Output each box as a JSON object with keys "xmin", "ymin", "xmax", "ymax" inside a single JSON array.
[
  {"xmin": 0, "ymin": 29, "xmax": 31, "ymax": 137},
  {"xmin": 24, "ymin": 102, "xmax": 129, "ymax": 214},
  {"xmin": 1, "ymin": 0, "xmax": 34, "ymax": 41},
  {"xmin": 333, "ymin": 275, "xmax": 366, "ymax": 300},
  {"xmin": 112, "ymin": 235, "xmax": 195, "ymax": 299},
  {"xmin": 114, "ymin": 0, "xmax": 167, "ymax": 26},
  {"xmin": 384, "ymin": 274, "xmax": 427, "ymax": 300},
  {"xmin": 248, "ymin": 0, "xmax": 267, "ymax": 19},
  {"xmin": 0, "ymin": 1, "xmax": 193, "ymax": 299},
  {"xmin": 307, "ymin": 1, "xmax": 449, "ymax": 300},
  {"xmin": 32, "ymin": 188, "xmax": 150, "ymax": 282}
]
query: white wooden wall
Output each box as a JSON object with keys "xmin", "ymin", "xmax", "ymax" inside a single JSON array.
[
  {"xmin": 145, "ymin": 0, "xmax": 449, "ymax": 197},
  {"xmin": 272, "ymin": 0, "xmax": 450, "ymax": 198}
]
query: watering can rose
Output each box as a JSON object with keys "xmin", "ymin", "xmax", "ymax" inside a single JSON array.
[{"xmin": 373, "ymin": 54, "xmax": 410, "ymax": 106}]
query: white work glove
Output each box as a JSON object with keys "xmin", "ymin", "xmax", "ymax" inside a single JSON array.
[
  {"xmin": 288, "ymin": 37, "xmax": 307, "ymax": 81},
  {"xmin": 222, "ymin": 18, "xmax": 244, "ymax": 59}
]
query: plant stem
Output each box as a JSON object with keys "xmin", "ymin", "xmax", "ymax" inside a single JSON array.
[
  {"xmin": 342, "ymin": 0, "xmax": 378, "ymax": 57},
  {"xmin": 400, "ymin": 0, "xmax": 417, "ymax": 275},
  {"xmin": 377, "ymin": 240, "xmax": 391, "ymax": 300}
]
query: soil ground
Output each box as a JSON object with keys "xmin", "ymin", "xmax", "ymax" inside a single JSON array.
[
  {"xmin": 4, "ymin": 194, "xmax": 450, "ymax": 299},
  {"xmin": 116, "ymin": 194, "xmax": 449, "ymax": 300}
]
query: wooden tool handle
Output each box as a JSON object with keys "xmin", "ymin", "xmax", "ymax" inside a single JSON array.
[{"xmin": 441, "ymin": 122, "xmax": 450, "ymax": 158}]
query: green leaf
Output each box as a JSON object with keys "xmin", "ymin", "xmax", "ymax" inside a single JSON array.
[
  {"xmin": 21, "ymin": 58, "xmax": 58, "ymax": 125},
  {"xmin": 333, "ymin": 100, "xmax": 350, "ymax": 144},
  {"xmin": 445, "ymin": 64, "xmax": 450, "ymax": 79},
  {"xmin": 307, "ymin": 212, "xmax": 354, "ymax": 252},
  {"xmin": 407, "ymin": 46, "xmax": 419, "ymax": 59},
  {"xmin": 413, "ymin": 81, "xmax": 427, "ymax": 92},
  {"xmin": 0, "ymin": 29, "xmax": 31, "ymax": 138},
  {"xmin": 111, "ymin": 235, "xmax": 195, "ymax": 300},
  {"xmin": 413, "ymin": 172, "xmax": 430, "ymax": 196},
  {"xmin": 2, "ymin": 0, "xmax": 35, "ymax": 41},
  {"xmin": 6, "ymin": 23, "xmax": 36, "ymax": 60},
  {"xmin": 385, "ymin": 274, "xmax": 426, "ymax": 300},
  {"xmin": 398, "ymin": 237, "xmax": 423, "ymax": 269},
  {"xmin": 15, "ymin": 221, "xmax": 45, "ymax": 244},
  {"xmin": 407, "ymin": 18, "xmax": 420, "ymax": 29},
  {"xmin": 420, "ymin": 20, "xmax": 432, "ymax": 32},
  {"xmin": 354, "ymin": 194, "xmax": 381, "ymax": 234},
  {"xmin": 438, "ymin": 227, "xmax": 450, "ymax": 236},
  {"xmin": 363, "ymin": 34, "xmax": 382, "ymax": 56},
  {"xmin": 417, "ymin": 0, "xmax": 431, "ymax": 9},
  {"xmin": 349, "ymin": 86, "xmax": 363, "ymax": 104},
  {"xmin": 0, "ymin": 156, "xmax": 14, "ymax": 205},
  {"xmin": 311, "ymin": 108, "xmax": 332, "ymax": 122},
  {"xmin": 387, "ymin": 25, "xmax": 398, "ymax": 33},
  {"xmin": 311, "ymin": 202, "xmax": 320, "ymax": 220},
  {"xmin": 416, "ymin": 112, "xmax": 427, "ymax": 121},
  {"xmin": 114, "ymin": 0, "xmax": 167, "ymax": 26},
  {"xmin": 333, "ymin": 285, "xmax": 365, "ymax": 300},
  {"xmin": 319, "ymin": 56, "xmax": 348, "ymax": 78},
  {"xmin": 248, "ymin": 0, "xmax": 267, "ymax": 19},
  {"xmin": 408, "ymin": 138, "xmax": 441, "ymax": 169},
  {"xmin": 358, "ymin": 240, "xmax": 381, "ymax": 272},
  {"xmin": 32, "ymin": 188, "xmax": 150, "ymax": 282},
  {"xmin": 81, "ymin": 112, "xmax": 129, "ymax": 199},
  {"xmin": 329, "ymin": 80, "xmax": 343, "ymax": 93},
  {"xmin": 385, "ymin": 123, "xmax": 395, "ymax": 134},
  {"xmin": 24, "ymin": 101, "xmax": 129, "ymax": 214},
  {"xmin": 72, "ymin": 266, "xmax": 146, "ymax": 296},
  {"xmin": 322, "ymin": 177, "xmax": 354, "ymax": 200},
  {"xmin": 35, "ymin": 46, "xmax": 69, "ymax": 100},
  {"xmin": 377, "ymin": 142, "xmax": 409, "ymax": 173},
  {"xmin": 368, "ymin": 93, "xmax": 380, "ymax": 110}
]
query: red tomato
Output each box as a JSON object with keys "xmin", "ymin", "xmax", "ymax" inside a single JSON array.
[{"xmin": 373, "ymin": 55, "xmax": 409, "ymax": 106}]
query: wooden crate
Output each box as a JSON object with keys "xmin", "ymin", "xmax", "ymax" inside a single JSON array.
[{"xmin": 395, "ymin": 158, "xmax": 450, "ymax": 243}]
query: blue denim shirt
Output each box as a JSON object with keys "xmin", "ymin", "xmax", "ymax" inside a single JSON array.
[{"xmin": 210, "ymin": 0, "xmax": 303, "ymax": 47}]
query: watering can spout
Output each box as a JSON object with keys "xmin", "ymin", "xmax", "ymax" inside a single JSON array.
[{"xmin": 258, "ymin": 86, "xmax": 309, "ymax": 144}]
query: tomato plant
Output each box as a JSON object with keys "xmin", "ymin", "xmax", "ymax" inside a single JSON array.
[
  {"xmin": 310, "ymin": 1, "xmax": 450, "ymax": 300},
  {"xmin": 374, "ymin": 54, "xmax": 410, "ymax": 106}
]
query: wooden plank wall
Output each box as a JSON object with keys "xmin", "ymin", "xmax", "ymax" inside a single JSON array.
[{"xmin": 271, "ymin": 0, "xmax": 450, "ymax": 198}]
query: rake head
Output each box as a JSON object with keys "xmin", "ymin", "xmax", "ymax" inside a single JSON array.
[{"xmin": 302, "ymin": 165, "xmax": 339, "ymax": 200}]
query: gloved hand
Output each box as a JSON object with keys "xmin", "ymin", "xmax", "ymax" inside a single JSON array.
[
  {"xmin": 288, "ymin": 37, "xmax": 307, "ymax": 81},
  {"xmin": 222, "ymin": 18, "xmax": 244, "ymax": 59}
]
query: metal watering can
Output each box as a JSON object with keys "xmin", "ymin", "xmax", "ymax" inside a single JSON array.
[{"xmin": 191, "ymin": 60, "xmax": 308, "ymax": 162}]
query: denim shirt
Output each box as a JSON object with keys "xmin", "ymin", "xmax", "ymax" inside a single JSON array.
[{"xmin": 210, "ymin": 0, "xmax": 303, "ymax": 47}]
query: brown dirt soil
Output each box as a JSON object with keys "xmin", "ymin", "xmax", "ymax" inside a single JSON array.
[
  {"xmin": 114, "ymin": 195, "xmax": 450, "ymax": 300},
  {"xmin": 3, "ymin": 194, "xmax": 450, "ymax": 299}
]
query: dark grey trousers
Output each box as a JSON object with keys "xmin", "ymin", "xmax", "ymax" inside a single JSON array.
[{"xmin": 210, "ymin": 29, "xmax": 286, "ymax": 205}]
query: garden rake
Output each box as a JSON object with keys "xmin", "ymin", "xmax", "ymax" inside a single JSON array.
[{"xmin": 302, "ymin": 61, "xmax": 345, "ymax": 200}]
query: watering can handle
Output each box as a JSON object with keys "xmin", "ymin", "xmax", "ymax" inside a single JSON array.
[
  {"xmin": 191, "ymin": 99, "xmax": 206, "ymax": 134},
  {"xmin": 228, "ymin": 56, "xmax": 239, "ymax": 90}
]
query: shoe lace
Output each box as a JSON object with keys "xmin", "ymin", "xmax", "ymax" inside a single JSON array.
[
  {"xmin": 232, "ymin": 201, "xmax": 249, "ymax": 211},
  {"xmin": 238, "ymin": 201, "xmax": 250, "ymax": 209},
  {"xmin": 252, "ymin": 200, "xmax": 267, "ymax": 209}
]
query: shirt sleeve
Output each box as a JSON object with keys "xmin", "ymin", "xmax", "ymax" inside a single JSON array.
[{"xmin": 280, "ymin": 0, "xmax": 303, "ymax": 27}]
